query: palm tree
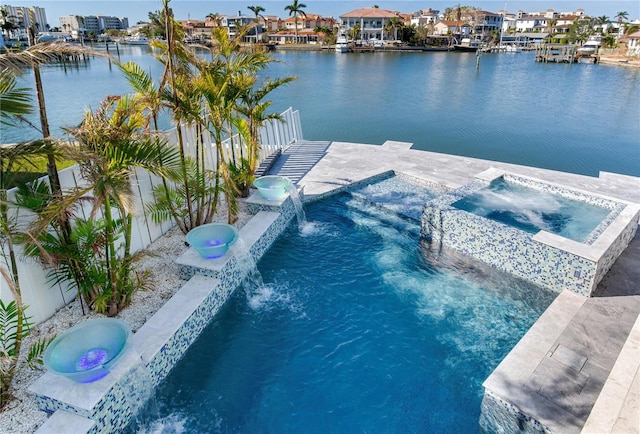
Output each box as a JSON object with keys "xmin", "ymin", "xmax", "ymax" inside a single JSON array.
[
  {"xmin": 314, "ymin": 25, "xmax": 333, "ymax": 45},
  {"xmin": 247, "ymin": 6, "xmax": 265, "ymax": 43},
  {"xmin": 0, "ymin": 68, "xmax": 31, "ymax": 125},
  {"xmin": 348, "ymin": 23, "xmax": 361, "ymax": 42},
  {"xmin": 1, "ymin": 39, "xmax": 102, "ymax": 257},
  {"xmin": 615, "ymin": 11, "xmax": 629, "ymax": 24},
  {"xmin": 0, "ymin": 70, "xmax": 36, "ymax": 408},
  {"xmin": 385, "ymin": 17, "xmax": 404, "ymax": 41},
  {"xmin": 284, "ymin": 0, "xmax": 307, "ymax": 44},
  {"xmin": 52, "ymin": 96, "xmax": 181, "ymax": 315},
  {"xmin": 596, "ymin": 16, "xmax": 609, "ymax": 35},
  {"xmin": 206, "ymin": 12, "xmax": 221, "ymax": 25},
  {"xmin": 1, "ymin": 9, "xmax": 18, "ymax": 40},
  {"xmin": 546, "ymin": 18, "xmax": 557, "ymax": 34},
  {"xmin": 235, "ymin": 74, "xmax": 295, "ymax": 196}
]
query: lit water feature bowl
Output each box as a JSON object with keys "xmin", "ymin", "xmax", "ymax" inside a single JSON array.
[
  {"xmin": 43, "ymin": 318, "xmax": 131, "ymax": 383},
  {"xmin": 186, "ymin": 223, "xmax": 238, "ymax": 259},
  {"xmin": 254, "ymin": 175, "xmax": 292, "ymax": 201}
]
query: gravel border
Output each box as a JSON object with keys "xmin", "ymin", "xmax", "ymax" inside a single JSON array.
[{"xmin": 0, "ymin": 203, "xmax": 252, "ymax": 433}]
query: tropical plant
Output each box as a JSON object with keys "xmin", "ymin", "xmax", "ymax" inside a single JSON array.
[
  {"xmin": 206, "ymin": 13, "xmax": 222, "ymax": 26},
  {"xmin": 284, "ymin": 0, "xmax": 307, "ymax": 44},
  {"xmin": 22, "ymin": 96, "xmax": 182, "ymax": 316},
  {"xmin": 234, "ymin": 75, "xmax": 295, "ymax": 196},
  {"xmin": 385, "ymin": 17, "xmax": 404, "ymax": 41},
  {"xmin": 314, "ymin": 25, "xmax": 334, "ymax": 45},
  {"xmin": 615, "ymin": 11, "xmax": 629, "ymax": 24},
  {"xmin": 348, "ymin": 23, "xmax": 361, "ymax": 42},
  {"xmin": 26, "ymin": 335, "xmax": 56, "ymax": 369},
  {"xmin": 602, "ymin": 34, "xmax": 617, "ymax": 48},
  {"xmin": 247, "ymin": 5, "xmax": 265, "ymax": 43},
  {"xmin": 0, "ymin": 140, "xmax": 50, "ymax": 407},
  {"xmin": 134, "ymin": 0, "xmax": 292, "ymax": 227},
  {"xmin": 0, "ymin": 68, "xmax": 32, "ymax": 126}
]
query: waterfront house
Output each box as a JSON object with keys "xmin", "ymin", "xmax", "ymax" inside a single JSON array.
[
  {"xmin": 339, "ymin": 8, "xmax": 402, "ymax": 43},
  {"xmin": 268, "ymin": 28, "xmax": 320, "ymax": 44},
  {"xmin": 258, "ymin": 15, "xmax": 280, "ymax": 33},
  {"xmin": 282, "ymin": 13, "xmax": 335, "ymax": 33},
  {"xmin": 221, "ymin": 11, "xmax": 259, "ymax": 41},
  {"xmin": 515, "ymin": 14, "xmax": 549, "ymax": 32},
  {"xmin": 622, "ymin": 30, "xmax": 640, "ymax": 58},
  {"xmin": 433, "ymin": 20, "xmax": 470, "ymax": 37},
  {"xmin": 461, "ymin": 10, "xmax": 503, "ymax": 39},
  {"xmin": 410, "ymin": 8, "xmax": 439, "ymax": 27},
  {"xmin": 264, "ymin": 13, "xmax": 334, "ymax": 45}
]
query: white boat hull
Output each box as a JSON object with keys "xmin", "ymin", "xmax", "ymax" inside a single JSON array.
[{"xmin": 577, "ymin": 47, "xmax": 596, "ymax": 55}]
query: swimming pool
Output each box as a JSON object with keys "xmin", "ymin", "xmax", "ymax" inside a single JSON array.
[{"xmin": 131, "ymin": 177, "xmax": 556, "ymax": 433}]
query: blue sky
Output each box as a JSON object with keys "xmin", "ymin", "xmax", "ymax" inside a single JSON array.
[{"xmin": 4, "ymin": 1, "xmax": 639, "ymax": 27}]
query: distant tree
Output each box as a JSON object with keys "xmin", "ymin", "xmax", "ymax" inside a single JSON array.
[
  {"xmin": 615, "ymin": 11, "xmax": 628, "ymax": 24},
  {"xmin": 284, "ymin": 0, "xmax": 307, "ymax": 43},
  {"xmin": 145, "ymin": 10, "xmax": 166, "ymax": 38},
  {"xmin": 625, "ymin": 24, "xmax": 639, "ymax": 35},
  {"xmin": 373, "ymin": 4, "xmax": 379, "ymax": 8},
  {"xmin": 413, "ymin": 25, "xmax": 430, "ymax": 45},
  {"xmin": 546, "ymin": 18, "xmax": 557, "ymax": 34},
  {"xmin": 314, "ymin": 25, "xmax": 333, "ymax": 44},
  {"xmin": 348, "ymin": 22, "xmax": 361, "ymax": 41},
  {"xmin": 247, "ymin": 6, "xmax": 265, "ymax": 42},
  {"xmin": 206, "ymin": 13, "xmax": 222, "ymax": 26},
  {"xmin": 602, "ymin": 34, "xmax": 617, "ymax": 48},
  {"xmin": 567, "ymin": 17, "xmax": 591, "ymax": 43},
  {"xmin": 1, "ymin": 8, "xmax": 19, "ymax": 40},
  {"xmin": 384, "ymin": 17, "xmax": 404, "ymax": 41},
  {"xmin": 594, "ymin": 16, "xmax": 609, "ymax": 35}
]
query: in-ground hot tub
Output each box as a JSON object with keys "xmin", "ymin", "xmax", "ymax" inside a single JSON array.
[{"xmin": 421, "ymin": 169, "xmax": 640, "ymax": 296}]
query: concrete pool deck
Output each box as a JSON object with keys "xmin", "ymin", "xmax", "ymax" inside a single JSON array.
[{"xmin": 269, "ymin": 139, "xmax": 640, "ymax": 434}]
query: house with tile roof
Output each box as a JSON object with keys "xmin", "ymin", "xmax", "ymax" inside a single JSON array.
[
  {"xmin": 339, "ymin": 7, "xmax": 403, "ymax": 42},
  {"xmin": 265, "ymin": 13, "xmax": 335, "ymax": 45},
  {"xmin": 433, "ymin": 20, "xmax": 470, "ymax": 36}
]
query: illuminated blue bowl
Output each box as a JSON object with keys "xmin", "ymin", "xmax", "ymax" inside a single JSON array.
[
  {"xmin": 254, "ymin": 176, "xmax": 292, "ymax": 201},
  {"xmin": 186, "ymin": 223, "xmax": 238, "ymax": 259},
  {"xmin": 43, "ymin": 318, "xmax": 131, "ymax": 383}
]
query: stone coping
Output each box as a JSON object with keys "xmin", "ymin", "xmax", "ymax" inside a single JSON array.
[
  {"xmin": 483, "ymin": 290, "xmax": 588, "ymax": 433},
  {"xmin": 582, "ymin": 313, "xmax": 640, "ymax": 434}
]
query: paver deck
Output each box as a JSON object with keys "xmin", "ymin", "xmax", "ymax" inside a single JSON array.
[{"xmin": 268, "ymin": 140, "xmax": 640, "ymax": 433}]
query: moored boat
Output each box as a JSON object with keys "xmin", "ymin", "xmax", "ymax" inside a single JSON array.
[
  {"xmin": 124, "ymin": 34, "xmax": 149, "ymax": 45},
  {"xmin": 577, "ymin": 35, "xmax": 602, "ymax": 56},
  {"xmin": 454, "ymin": 37, "xmax": 481, "ymax": 52},
  {"xmin": 335, "ymin": 31, "xmax": 349, "ymax": 53}
]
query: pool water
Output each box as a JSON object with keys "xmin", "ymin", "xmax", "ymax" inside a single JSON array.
[
  {"xmin": 452, "ymin": 178, "xmax": 611, "ymax": 242},
  {"xmin": 131, "ymin": 178, "xmax": 556, "ymax": 433}
]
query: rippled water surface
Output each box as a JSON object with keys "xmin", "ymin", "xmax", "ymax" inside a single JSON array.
[
  {"xmin": 130, "ymin": 180, "xmax": 557, "ymax": 433},
  {"xmin": 4, "ymin": 46, "xmax": 638, "ymax": 176}
]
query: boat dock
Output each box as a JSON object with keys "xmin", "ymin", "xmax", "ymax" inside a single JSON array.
[{"xmin": 535, "ymin": 44, "xmax": 579, "ymax": 63}]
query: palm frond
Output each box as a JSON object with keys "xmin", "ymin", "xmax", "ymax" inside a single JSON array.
[
  {"xmin": 26, "ymin": 335, "xmax": 56, "ymax": 369},
  {"xmin": 0, "ymin": 43, "xmax": 109, "ymax": 72},
  {"xmin": 0, "ymin": 68, "xmax": 33, "ymax": 125}
]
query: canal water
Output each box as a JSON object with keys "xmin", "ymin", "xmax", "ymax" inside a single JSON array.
[{"xmin": 3, "ymin": 45, "xmax": 639, "ymax": 177}]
